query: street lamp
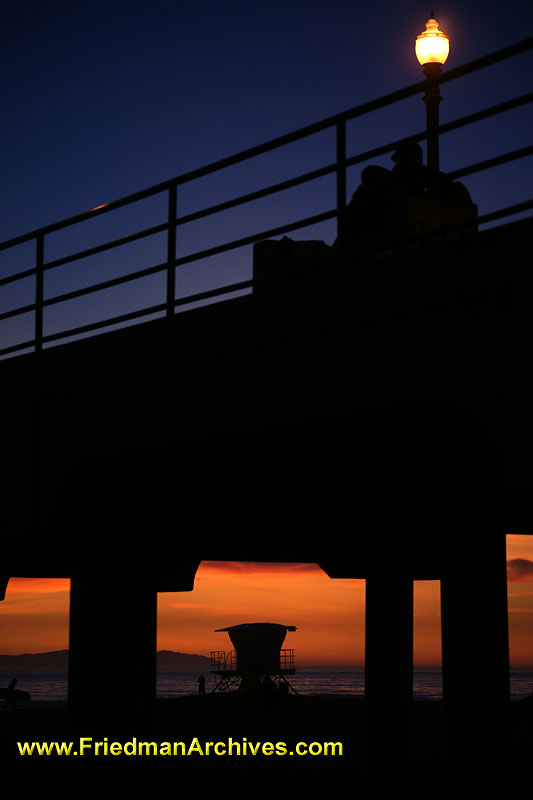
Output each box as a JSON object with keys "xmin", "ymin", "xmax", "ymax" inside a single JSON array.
[{"xmin": 415, "ymin": 12, "xmax": 450, "ymax": 171}]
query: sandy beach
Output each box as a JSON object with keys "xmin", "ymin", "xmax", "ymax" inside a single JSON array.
[
  {"xmin": 0, "ymin": 693, "xmax": 438, "ymax": 769},
  {"xmin": 1, "ymin": 693, "xmax": 531, "ymax": 785}
]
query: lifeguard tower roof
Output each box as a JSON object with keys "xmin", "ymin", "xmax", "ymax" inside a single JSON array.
[
  {"xmin": 213, "ymin": 623, "xmax": 297, "ymax": 684},
  {"xmin": 215, "ymin": 623, "xmax": 296, "ymax": 633}
]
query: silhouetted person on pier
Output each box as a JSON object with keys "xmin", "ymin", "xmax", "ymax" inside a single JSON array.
[
  {"xmin": 390, "ymin": 140, "xmax": 473, "ymax": 206},
  {"xmin": 2, "ymin": 679, "xmax": 17, "ymax": 711},
  {"xmin": 339, "ymin": 164, "xmax": 393, "ymax": 247},
  {"xmin": 337, "ymin": 140, "xmax": 475, "ymax": 252},
  {"xmin": 391, "ymin": 140, "xmax": 439, "ymax": 195},
  {"xmin": 198, "ymin": 674, "xmax": 206, "ymax": 696}
]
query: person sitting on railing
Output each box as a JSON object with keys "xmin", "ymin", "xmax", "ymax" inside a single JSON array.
[
  {"xmin": 390, "ymin": 139, "xmax": 477, "ymax": 229},
  {"xmin": 338, "ymin": 140, "xmax": 476, "ymax": 252},
  {"xmin": 339, "ymin": 164, "xmax": 394, "ymax": 247},
  {"xmin": 389, "ymin": 140, "xmax": 472, "ymax": 205}
]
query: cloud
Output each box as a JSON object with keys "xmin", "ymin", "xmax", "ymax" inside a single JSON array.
[
  {"xmin": 6, "ymin": 578, "xmax": 70, "ymax": 596},
  {"xmin": 507, "ymin": 558, "xmax": 533, "ymax": 582}
]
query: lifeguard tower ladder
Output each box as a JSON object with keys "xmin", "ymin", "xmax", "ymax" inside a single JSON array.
[{"xmin": 210, "ymin": 622, "xmax": 297, "ymax": 694}]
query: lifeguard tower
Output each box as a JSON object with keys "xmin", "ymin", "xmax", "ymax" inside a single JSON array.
[{"xmin": 210, "ymin": 623, "xmax": 297, "ymax": 694}]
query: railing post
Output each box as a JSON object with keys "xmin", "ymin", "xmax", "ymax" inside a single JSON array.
[
  {"xmin": 336, "ymin": 119, "xmax": 347, "ymax": 246},
  {"xmin": 166, "ymin": 183, "xmax": 177, "ymax": 316},
  {"xmin": 35, "ymin": 233, "xmax": 44, "ymax": 352}
]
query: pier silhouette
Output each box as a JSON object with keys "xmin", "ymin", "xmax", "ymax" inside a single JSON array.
[{"xmin": 1, "ymin": 35, "xmax": 533, "ymax": 779}]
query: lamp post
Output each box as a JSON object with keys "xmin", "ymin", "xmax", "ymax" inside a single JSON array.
[{"xmin": 415, "ymin": 12, "xmax": 450, "ymax": 171}]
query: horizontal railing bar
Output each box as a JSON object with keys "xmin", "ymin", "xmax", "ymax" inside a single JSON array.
[
  {"xmin": 44, "ymin": 273, "xmax": 253, "ymax": 315},
  {"xmin": 344, "ymin": 92, "xmax": 533, "ymax": 171},
  {"xmin": 0, "ymin": 266, "xmax": 37, "ymax": 288},
  {"xmin": 40, "ymin": 303, "xmax": 168, "ymax": 345},
  {"xmin": 0, "ymin": 221, "xmax": 167, "ymax": 284},
  {"xmin": 471, "ymin": 198, "xmax": 533, "ymax": 226},
  {"xmin": 427, "ymin": 91, "xmax": 533, "ymax": 140},
  {"xmin": 42, "ymin": 222, "xmax": 168, "ymax": 273},
  {"xmin": 176, "ymin": 163, "xmax": 338, "ymax": 226},
  {"xmin": 0, "ymin": 188, "xmax": 175, "ymax": 253},
  {"xmin": 359, "ymin": 198, "xmax": 533, "ymax": 257},
  {"xmin": 0, "ymin": 302, "xmax": 37, "ymax": 322},
  {"xmin": 173, "ymin": 279, "xmax": 253, "ymax": 308},
  {"xmin": 448, "ymin": 145, "xmax": 533, "ymax": 179},
  {"xmin": 0, "ymin": 339, "xmax": 37, "ymax": 357},
  {"xmin": 0, "ymin": 37, "xmax": 531, "ymax": 252},
  {"xmin": 40, "ymin": 261, "xmax": 168, "ymax": 308},
  {"xmin": 173, "ymin": 210, "xmax": 338, "ymax": 268},
  {"xmin": 0, "ymin": 280, "xmax": 254, "ymax": 358}
]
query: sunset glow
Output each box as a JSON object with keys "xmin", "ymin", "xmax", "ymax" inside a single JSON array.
[
  {"xmin": 506, "ymin": 534, "xmax": 533, "ymax": 668},
  {"xmin": 157, "ymin": 562, "xmax": 365, "ymax": 666},
  {"xmin": 1, "ymin": 537, "xmax": 532, "ymax": 667}
]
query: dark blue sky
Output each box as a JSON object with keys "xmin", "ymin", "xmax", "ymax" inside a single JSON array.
[{"xmin": 0, "ymin": 1, "xmax": 531, "ymax": 351}]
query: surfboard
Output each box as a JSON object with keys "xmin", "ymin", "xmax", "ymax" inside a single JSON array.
[{"xmin": 0, "ymin": 688, "xmax": 31, "ymax": 702}]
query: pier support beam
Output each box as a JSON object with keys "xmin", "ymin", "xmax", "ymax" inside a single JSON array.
[
  {"xmin": 365, "ymin": 575, "xmax": 413, "ymax": 768},
  {"xmin": 68, "ymin": 574, "xmax": 157, "ymax": 737},
  {"xmin": 440, "ymin": 530, "xmax": 510, "ymax": 772}
]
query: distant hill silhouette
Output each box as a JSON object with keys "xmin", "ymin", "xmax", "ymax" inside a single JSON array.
[
  {"xmin": 0, "ymin": 650, "xmax": 69, "ymax": 667},
  {"xmin": 0, "ymin": 650, "xmax": 210, "ymax": 668},
  {"xmin": 156, "ymin": 651, "xmax": 210, "ymax": 667}
]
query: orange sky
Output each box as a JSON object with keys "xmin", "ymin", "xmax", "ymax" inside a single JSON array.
[{"xmin": 1, "ymin": 535, "xmax": 532, "ymax": 667}]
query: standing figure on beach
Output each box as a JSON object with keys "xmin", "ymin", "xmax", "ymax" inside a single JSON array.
[
  {"xmin": 2, "ymin": 678, "xmax": 18, "ymax": 711},
  {"xmin": 198, "ymin": 674, "xmax": 206, "ymax": 696}
]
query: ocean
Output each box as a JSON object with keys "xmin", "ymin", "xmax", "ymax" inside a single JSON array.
[{"xmin": 1, "ymin": 666, "xmax": 532, "ymax": 704}]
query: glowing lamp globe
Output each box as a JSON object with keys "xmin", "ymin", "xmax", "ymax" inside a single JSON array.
[{"xmin": 415, "ymin": 15, "xmax": 450, "ymax": 66}]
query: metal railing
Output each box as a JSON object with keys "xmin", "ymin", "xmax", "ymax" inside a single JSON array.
[
  {"xmin": 1, "ymin": 36, "xmax": 532, "ymax": 360},
  {"xmin": 280, "ymin": 649, "xmax": 295, "ymax": 672},
  {"xmin": 210, "ymin": 650, "xmax": 237, "ymax": 673},
  {"xmin": 210, "ymin": 649, "xmax": 294, "ymax": 674}
]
